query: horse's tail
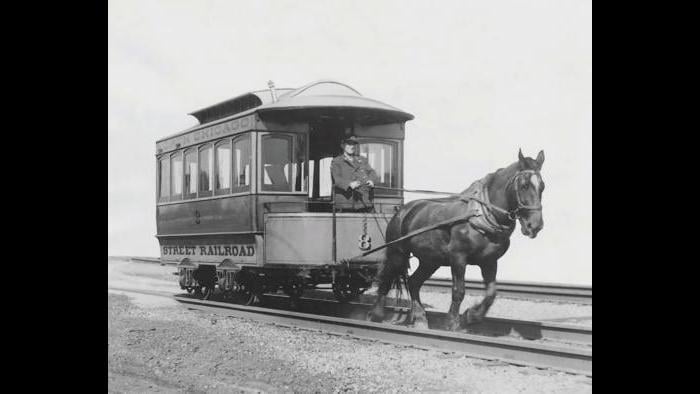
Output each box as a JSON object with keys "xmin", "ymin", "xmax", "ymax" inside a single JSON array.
[
  {"xmin": 389, "ymin": 256, "xmax": 410, "ymax": 301},
  {"xmin": 384, "ymin": 212, "xmax": 412, "ymax": 301}
]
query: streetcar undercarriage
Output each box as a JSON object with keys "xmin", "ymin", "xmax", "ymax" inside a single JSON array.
[{"xmin": 179, "ymin": 263, "xmax": 378, "ymax": 304}]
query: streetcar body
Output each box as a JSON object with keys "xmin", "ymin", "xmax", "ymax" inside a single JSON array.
[{"xmin": 155, "ymin": 80, "xmax": 413, "ymax": 301}]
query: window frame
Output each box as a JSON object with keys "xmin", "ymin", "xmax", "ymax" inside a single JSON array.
[
  {"xmin": 231, "ymin": 133, "xmax": 252, "ymax": 194},
  {"xmin": 183, "ymin": 148, "xmax": 198, "ymax": 200},
  {"xmin": 214, "ymin": 139, "xmax": 233, "ymax": 196},
  {"xmin": 258, "ymin": 131, "xmax": 308, "ymax": 194},
  {"xmin": 157, "ymin": 154, "xmax": 170, "ymax": 203},
  {"xmin": 198, "ymin": 143, "xmax": 213, "ymax": 198},
  {"xmin": 356, "ymin": 138, "xmax": 402, "ymax": 196},
  {"xmin": 169, "ymin": 151, "xmax": 184, "ymax": 201}
]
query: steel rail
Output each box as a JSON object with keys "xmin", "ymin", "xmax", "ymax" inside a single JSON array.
[
  {"xmin": 128, "ymin": 257, "xmax": 164, "ymax": 264},
  {"xmin": 423, "ymin": 278, "xmax": 592, "ymax": 304},
  {"xmin": 108, "ymin": 287, "xmax": 175, "ymax": 298},
  {"xmin": 262, "ymin": 293, "xmax": 592, "ymax": 345},
  {"xmin": 108, "ymin": 286, "xmax": 590, "ymax": 345},
  {"xmin": 174, "ymin": 295, "xmax": 592, "ymax": 376},
  {"xmin": 125, "ymin": 257, "xmax": 591, "ymax": 304}
]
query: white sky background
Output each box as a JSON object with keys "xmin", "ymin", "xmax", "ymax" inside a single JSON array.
[{"xmin": 108, "ymin": 0, "xmax": 591, "ymax": 285}]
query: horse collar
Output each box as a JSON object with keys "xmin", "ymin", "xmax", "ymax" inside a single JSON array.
[{"xmin": 459, "ymin": 178, "xmax": 515, "ymax": 238}]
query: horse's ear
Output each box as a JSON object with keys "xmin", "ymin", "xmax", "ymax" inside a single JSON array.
[
  {"xmin": 518, "ymin": 148, "xmax": 525, "ymax": 166},
  {"xmin": 536, "ymin": 150, "xmax": 545, "ymax": 170}
]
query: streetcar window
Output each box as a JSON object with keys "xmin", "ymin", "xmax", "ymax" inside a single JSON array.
[
  {"xmin": 183, "ymin": 149, "xmax": 197, "ymax": 199},
  {"xmin": 261, "ymin": 134, "xmax": 307, "ymax": 193},
  {"xmin": 215, "ymin": 140, "xmax": 231, "ymax": 194},
  {"xmin": 199, "ymin": 144, "xmax": 213, "ymax": 197},
  {"xmin": 359, "ymin": 141, "xmax": 399, "ymax": 194},
  {"xmin": 232, "ymin": 134, "xmax": 251, "ymax": 193},
  {"xmin": 170, "ymin": 151, "xmax": 183, "ymax": 200},
  {"xmin": 158, "ymin": 156, "xmax": 169, "ymax": 201}
]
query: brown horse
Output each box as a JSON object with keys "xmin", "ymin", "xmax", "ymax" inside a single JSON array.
[{"xmin": 368, "ymin": 149, "xmax": 545, "ymax": 330}]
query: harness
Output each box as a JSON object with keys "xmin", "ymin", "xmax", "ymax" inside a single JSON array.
[
  {"xmin": 459, "ymin": 178, "xmax": 515, "ymax": 238},
  {"xmin": 344, "ymin": 169, "xmax": 544, "ymax": 259},
  {"xmin": 454, "ymin": 169, "xmax": 540, "ymax": 237}
]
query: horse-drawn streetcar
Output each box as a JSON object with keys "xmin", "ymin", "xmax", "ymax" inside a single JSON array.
[
  {"xmin": 155, "ymin": 80, "xmax": 413, "ymax": 304},
  {"xmin": 156, "ymin": 79, "xmax": 546, "ymax": 330}
]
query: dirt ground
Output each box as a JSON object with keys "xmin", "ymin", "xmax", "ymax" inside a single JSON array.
[{"xmin": 108, "ymin": 258, "xmax": 592, "ymax": 393}]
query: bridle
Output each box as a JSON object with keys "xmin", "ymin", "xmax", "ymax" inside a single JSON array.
[{"xmin": 503, "ymin": 169, "xmax": 543, "ymax": 221}]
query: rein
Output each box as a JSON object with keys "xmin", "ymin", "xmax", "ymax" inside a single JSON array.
[{"xmin": 374, "ymin": 169, "xmax": 542, "ymax": 222}]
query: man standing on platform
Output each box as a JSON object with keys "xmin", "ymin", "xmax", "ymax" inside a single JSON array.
[{"xmin": 331, "ymin": 136, "xmax": 380, "ymax": 212}]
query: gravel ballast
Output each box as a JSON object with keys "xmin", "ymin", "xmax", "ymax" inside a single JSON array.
[
  {"xmin": 109, "ymin": 257, "xmax": 592, "ymax": 392},
  {"xmin": 109, "ymin": 292, "xmax": 591, "ymax": 393}
]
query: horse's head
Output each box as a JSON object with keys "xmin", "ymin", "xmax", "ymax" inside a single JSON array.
[{"xmin": 510, "ymin": 149, "xmax": 545, "ymax": 238}]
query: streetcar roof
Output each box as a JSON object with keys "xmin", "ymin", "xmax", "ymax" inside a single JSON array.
[
  {"xmin": 255, "ymin": 79, "xmax": 414, "ymax": 123},
  {"xmin": 158, "ymin": 80, "xmax": 413, "ymax": 143}
]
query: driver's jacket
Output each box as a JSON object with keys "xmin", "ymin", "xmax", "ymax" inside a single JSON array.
[{"xmin": 330, "ymin": 154, "xmax": 380, "ymax": 210}]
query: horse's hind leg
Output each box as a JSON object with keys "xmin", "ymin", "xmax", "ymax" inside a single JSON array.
[
  {"xmin": 407, "ymin": 261, "xmax": 439, "ymax": 330},
  {"xmin": 368, "ymin": 251, "xmax": 408, "ymax": 322}
]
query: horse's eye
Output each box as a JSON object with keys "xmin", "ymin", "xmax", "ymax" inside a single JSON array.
[{"xmin": 521, "ymin": 183, "xmax": 529, "ymax": 189}]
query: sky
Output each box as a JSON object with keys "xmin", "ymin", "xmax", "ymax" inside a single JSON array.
[{"xmin": 108, "ymin": 0, "xmax": 592, "ymax": 285}]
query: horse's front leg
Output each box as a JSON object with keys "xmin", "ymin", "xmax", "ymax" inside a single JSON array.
[
  {"xmin": 445, "ymin": 254, "xmax": 467, "ymax": 331},
  {"xmin": 462, "ymin": 261, "xmax": 498, "ymax": 326}
]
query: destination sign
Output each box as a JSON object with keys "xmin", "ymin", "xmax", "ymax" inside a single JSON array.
[{"xmin": 156, "ymin": 114, "xmax": 255, "ymax": 153}]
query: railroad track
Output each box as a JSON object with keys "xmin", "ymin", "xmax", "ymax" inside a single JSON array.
[
  {"xmin": 125, "ymin": 257, "xmax": 592, "ymax": 304},
  {"xmin": 260, "ymin": 292, "xmax": 591, "ymax": 345},
  {"xmin": 108, "ymin": 286, "xmax": 592, "ymax": 376},
  {"xmin": 424, "ymin": 278, "xmax": 592, "ymax": 304},
  {"xmin": 128, "ymin": 257, "xmax": 164, "ymax": 264}
]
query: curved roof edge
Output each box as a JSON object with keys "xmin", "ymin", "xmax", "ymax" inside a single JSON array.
[
  {"xmin": 256, "ymin": 80, "xmax": 414, "ymax": 123},
  {"xmin": 160, "ymin": 80, "xmax": 413, "ymax": 143}
]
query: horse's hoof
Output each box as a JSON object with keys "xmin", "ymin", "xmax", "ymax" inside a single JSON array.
[
  {"xmin": 367, "ymin": 310, "xmax": 384, "ymax": 323},
  {"xmin": 461, "ymin": 308, "xmax": 479, "ymax": 326},
  {"xmin": 445, "ymin": 317, "xmax": 461, "ymax": 331}
]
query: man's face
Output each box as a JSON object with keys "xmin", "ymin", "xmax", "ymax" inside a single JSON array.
[{"xmin": 343, "ymin": 143, "xmax": 357, "ymax": 155}]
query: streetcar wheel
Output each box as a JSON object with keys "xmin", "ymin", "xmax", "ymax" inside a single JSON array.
[
  {"xmin": 193, "ymin": 286, "xmax": 203, "ymax": 297},
  {"xmin": 332, "ymin": 280, "xmax": 360, "ymax": 303},
  {"xmin": 284, "ymin": 281, "xmax": 304, "ymax": 309},
  {"xmin": 228, "ymin": 285, "xmax": 256, "ymax": 305},
  {"xmin": 202, "ymin": 286, "xmax": 214, "ymax": 300},
  {"xmin": 283, "ymin": 282, "xmax": 304, "ymax": 298},
  {"xmin": 237, "ymin": 287, "xmax": 256, "ymax": 305}
]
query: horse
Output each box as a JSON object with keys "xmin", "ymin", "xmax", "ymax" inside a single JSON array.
[{"xmin": 368, "ymin": 149, "xmax": 545, "ymax": 331}]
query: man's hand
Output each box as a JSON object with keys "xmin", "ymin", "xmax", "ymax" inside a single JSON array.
[
  {"xmin": 349, "ymin": 181, "xmax": 361, "ymax": 189},
  {"xmin": 366, "ymin": 180, "xmax": 374, "ymax": 187}
]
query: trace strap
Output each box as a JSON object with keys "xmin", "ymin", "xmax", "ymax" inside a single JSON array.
[{"xmin": 353, "ymin": 213, "xmax": 474, "ymax": 258}]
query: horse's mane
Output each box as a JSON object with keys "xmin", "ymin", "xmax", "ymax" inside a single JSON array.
[{"xmin": 420, "ymin": 162, "xmax": 521, "ymax": 202}]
